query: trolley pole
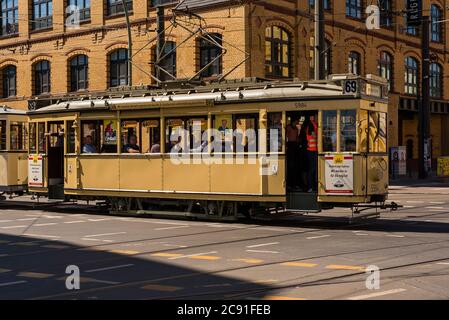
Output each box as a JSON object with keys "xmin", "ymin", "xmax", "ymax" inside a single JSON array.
[
  {"xmin": 419, "ymin": 16, "xmax": 431, "ymax": 179},
  {"xmin": 122, "ymin": 0, "xmax": 133, "ymax": 86},
  {"xmin": 314, "ymin": 0, "xmax": 325, "ymax": 80},
  {"xmin": 156, "ymin": 1, "xmax": 166, "ymax": 82}
]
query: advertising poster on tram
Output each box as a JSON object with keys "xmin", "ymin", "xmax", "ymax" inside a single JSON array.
[
  {"xmin": 104, "ymin": 120, "xmax": 118, "ymax": 145},
  {"xmin": 324, "ymin": 154, "xmax": 354, "ymax": 195},
  {"xmin": 215, "ymin": 115, "xmax": 233, "ymax": 142},
  {"xmin": 28, "ymin": 155, "xmax": 43, "ymax": 187}
]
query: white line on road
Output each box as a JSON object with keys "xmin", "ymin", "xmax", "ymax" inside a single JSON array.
[
  {"xmin": 348, "ymin": 288, "xmax": 406, "ymax": 300},
  {"xmin": 0, "ymin": 220, "xmax": 13, "ymax": 223},
  {"xmin": 355, "ymin": 233, "xmax": 370, "ymax": 236},
  {"xmin": 386, "ymin": 234, "xmax": 405, "ymax": 238},
  {"xmin": 168, "ymin": 251, "xmax": 217, "ymax": 260},
  {"xmin": 81, "ymin": 238, "xmax": 114, "ymax": 243},
  {"xmin": 246, "ymin": 242, "xmax": 279, "ymax": 248},
  {"xmin": 84, "ymin": 232, "xmax": 126, "ymax": 238},
  {"xmin": 306, "ymin": 235, "xmax": 330, "ymax": 240},
  {"xmin": 23, "ymin": 234, "xmax": 60, "ymax": 239},
  {"xmin": 88, "ymin": 218, "xmax": 109, "ymax": 222},
  {"xmin": 403, "ymin": 206, "xmax": 416, "ymax": 208},
  {"xmin": 85, "ymin": 264, "xmax": 134, "ymax": 273},
  {"xmin": 406, "ymin": 201, "xmax": 424, "ymax": 204},
  {"xmin": 34, "ymin": 223, "xmax": 57, "ymax": 227},
  {"xmin": 0, "ymin": 280, "xmax": 28, "ymax": 287},
  {"xmin": 245, "ymin": 250, "xmax": 280, "ymax": 254},
  {"xmin": 16, "ymin": 218, "xmax": 37, "ymax": 221},
  {"xmin": 1, "ymin": 225, "xmax": 26, "ymax": 229},
  {"xmin": 430, "ymin": 202, "xmax": 445, "ymax": 204},
  {"xmin": 436, "ymin": 262, "xmax": 449, "ymax": 265},
  {"xmin": 64, "ymin": 221, "xmax": 86, "ymax": 224},
  {"xmin": 426, "ymin": 207, "xmax": 445, "ymax": 210},
  {"xmin": 155, "ymin": 226, "xmax": 189, "ymax": 231}
]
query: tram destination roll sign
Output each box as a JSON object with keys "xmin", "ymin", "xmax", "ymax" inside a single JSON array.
[
  {"xmin": 28, "ymin": 155, "xmax": 44, "ymax": 187},
  {"xmin": 324, "ymin": 154, "xmax": 354, "ymax": 195}
]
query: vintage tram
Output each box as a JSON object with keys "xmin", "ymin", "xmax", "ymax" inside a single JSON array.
[
  {"xmin": 25, "ymin": 74, "xmax": 390, "ymax": 219},
  {"xmin": 0, "ymin": 107, "xmax": 28, "ymax": 198}
]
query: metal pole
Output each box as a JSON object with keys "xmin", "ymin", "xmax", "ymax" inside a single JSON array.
[
  {"xmin": 314, "ymin": 0, "xmax": 325, "ymax": 80},
  {"xmin": 419, "ymin": 16, "xmax": 431, "ymax": 179},
  {"xmin": 156, "ymin": 3, "xmax": 166, "ymax": 82},
  {"xmin": 122, "ymin": 0, "xmax": 132, "ymax": 86}
]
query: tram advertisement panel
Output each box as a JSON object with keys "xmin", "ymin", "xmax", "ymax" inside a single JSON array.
[
  {"xmin": 28, "ymin": 155, "xmax": 43, "ymax": 187},
  {"xmin": 104, "ymin": 120, "xmax": 118, "ymax": 145},
  {"xmin": 324, "ymin": 154, "xmax": 354, "ymax": 195}
]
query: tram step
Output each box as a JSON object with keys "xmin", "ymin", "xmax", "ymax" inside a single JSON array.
[{"xmin": 287, "ymin": 192, "xmax": 321, "ymax": 212}]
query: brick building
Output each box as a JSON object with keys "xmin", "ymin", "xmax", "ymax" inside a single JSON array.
[{"xmin": 0, "ymin": 0, "xmax": 448, "ymax": 168}]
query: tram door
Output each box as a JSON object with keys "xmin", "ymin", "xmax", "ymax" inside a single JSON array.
[
  {"xmin": 285, "ymin": 111, "xmax": 321, "ymax": 211},
  {"xmin": 47, "ymin": 122, "xmax": 65, "ymax": 199}
]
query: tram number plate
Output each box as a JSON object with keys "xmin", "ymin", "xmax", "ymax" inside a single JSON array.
[{"xmin": 343, "ymin": 80, "xmax": 358, "ymax": 95}]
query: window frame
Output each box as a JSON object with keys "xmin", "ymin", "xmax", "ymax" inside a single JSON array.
[
  {"xmin": 346, "ymin": 0, "xmax": 363, "ymax": 19},
  {"xmin": 199, "ymin": 33, "xmax": 223, "ymax": 78},
  {"xmin": 67, "ymin": 0, "xmax": 91, "ymax": 22},
  {"xmin": 34, "ymin": 60, "xmax": 51, "ymax": 95},
  {"xmin": 378, "ymin": 51, "xmax": 393, "ymax": 92},
  {"xmin": 430, "ymin": 63, "xmax": 442, "ymax": 98},
  {"xmin": 106, "ymin": 0, "xmax": 133, "ymax": 16},
  {"xmin": 265, "ymin": 26, "xmax": 292, "ymax": 79},
  {"xmin": 431, "ymin": 4, "xmax": 443, "ymax": 43},
  {"xmin": 69, "ymin": 55, "xmax": 89, "ymax": 92},
  {"xmin": 109, "ymin": 49, "xmax": 128, "ymax": 87},
  {"xmin": 404, "ymin": 56, "xmax": 419, "ymax": 96},
  {"xmin": 32, "ymin": 0, "xmax": 53, "ymax": 30},
  {"xmin": 2, "ymin": 65, "xmax": 17, "ymax": 98},
  {"xmin": 0, "ymin": 0, "xmax": 18, "ymax": 36},
  {"xmin": 348, "ymin": 51, "xmax": 361, "ymax": 75}
]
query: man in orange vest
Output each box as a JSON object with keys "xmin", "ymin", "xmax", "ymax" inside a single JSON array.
[{"xmin": 306, "ymin": 115, "xmax": 318, "ymax": 192}]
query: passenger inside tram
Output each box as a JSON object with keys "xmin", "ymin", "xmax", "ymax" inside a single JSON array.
[
  {"xmin": 82, "ymin": 136, "xmax": 97, "ymax": 153},
  {"xmin": 123, "ymin": 135, "xmax": 140, "ymax": 154}
]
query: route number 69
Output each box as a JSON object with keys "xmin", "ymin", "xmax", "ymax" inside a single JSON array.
[{"xmin": 343, "ymin": 80, "xmax": 358, "ymax": 95}]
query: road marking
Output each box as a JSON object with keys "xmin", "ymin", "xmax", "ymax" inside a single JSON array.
[
  {"xmin": 188, "ymin": 255, "xmax": 221, "ymax": 261},
  {"xmin": 407, "ymin": 201, "xmax": 424, "ymax": 204},
  {"xmin": 141, "ymin": 284, "xmax": 182, "ymax": 292},
  {"xmin": 0, "ymin": 268, "xmax": 11, "ymax": 273},
  {"xmin": 84, "ymin": 232, "xmax": 126, "ymax": 238},
  {"xmin": 281, "ymin": 262, "xmax": 318, "ymax": 268},
  {"xmin": 17, "ymin": 272, "xmax": 54, "ymax": 279},
  {"xmin": 43, "ymin": 215, "xmax": 63, "ymax": 219},
  {"xmin": 386, "ymin": 234, "xmax": 405, "ymax": 238},
  {"xmin": 23, "ymin": 234, "xmax": 60, "ymax": 239},
  {"xmin": 430, "ymin": 202, "xmax": 445, "ymax": 204},
  {"xmin": 86, "ymin": 264, "xmax": 134, "ymax": 273},
  {"xmin": 246, "ymin": 242, "xmax": 279, "ymax": 248},
  {"xmin": 81, "ymin": 238, "xmax": 114, "ymax": 243},
  {"xmin": 234, "ymin": 258, "xmax": 264, "ymax": 264},
  {"xmin": 436, "ymin": 262, "xmax": 449, "ymax": 265},
  {"xmin": 403, "ymin": 206, "xmax": 416, "ymax": 208},
  {"xmin": 256, "ymin": 227, "xmax": 287, "ymax": 232},
  {"xmin": 246, "ymin": 250, "xmax": 279, "ymax": 254},
  {"xmin": 0, "ymin": 280, "xmax": 27, "ymax": 287},
  {"xmin": 355, "ymin": 233, "xmax": 370, "ymax": 236},
  {"xmin": 152, "ymin": 252, "xmax": 184, "ymax": 258},
  {"xmin": 155, "ymin": 226, "xmax": 189, "ymax": 231},
  {"xmin": 348, "ymin": 288, "xmax": 406, "ymax": 300},
  {"xmin": 306, "ymin": 235, "xmax": 330, "ymax": 240},
  {"xmin": 64, "ymin": 221, "xmax": 86, "ymax": 224},
  {"xmin": 88, "ymin": 219, "xmax": 109, "ymax": 222},
  {"xmin": 42, "ymin": 244, "xmax": 70, "ymax": 249},
  {"xmin": 203, "ymin": 283, "xmax": 232, "ymax": 288},
  {"xmin": 34, "ymin": 223, "xmax": 57, "ymax": 227},
  {"xmin": 1, "ymin": 225, "xmax": 26, "ymax": 229},
  {"xmin": 162, "ymin": 244, "xmax": 187, "ymax": 248},
  {"xmin": 326, "ymin": 264, "xmax": 365, "ymax": 271},
  {"xmin": 80, "ymin": 277, "xmax": 120, "ymax": 285},
  {"xmin": 426, "ymin": 207, "xmax": 445, "ymax": 210},
  {"xmin": 17, "ymin": 218, "xmax": 37, "ymax": 221},
  {"xmin": 0, "ymin": 220, "xmax": 12, "ymax": 223},
  {"xmin": 264, "ymin": 295, "xmax": 305, "ymax": 301},
  {"xmin": 169, "ymin": 251, "xmax": 218, "ymax": 260},
  {"xmin": 107, "ymin": 250, "xmax": 139, "ymax": 255}
]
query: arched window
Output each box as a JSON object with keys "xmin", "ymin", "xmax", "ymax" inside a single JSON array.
[
  {"xmin": 404, "ymin": 56, "xmax": 418, "ymax": 95},
  {"xmin": 348, "ymin": 51, "xmax": 361, "ymax": 75},
  {"xmin": 34, "ymin": 60, "xmax": 51, "ymax": 95},
  {"xmin": 154, "ymin": 41, "xmax": 177, "ymax": 81},
  {"xmin": 378, "ymin": 51, "xmax": 393, "ymax": 91},
  {"xmin": 199, "ymin": 33, "xmax": 223, "ymax": 78},
  {"xmin": 109, "ymin": 49, "xmax": 128, "ymax": 87},
  {"xmin": 324, "ymin": 40, "xmax": 332, "ymax": 78},
  {"xmin": 431, "ymin": 5, "xmax": 442, "ymax": 42},
  {"xmin": 265, "ymin": 26, "xmax": 291, "ymax": 78},
  {"xmin": 70, "ymin": 55, "xmax": 88, "ymax": 92},
  {"xmin": 430, "ymin": 63, "xmax": 442, "ymax": 98},
  {"xmin": 2, "ymin": 65, "xmax": 16, "ymax": 98}
]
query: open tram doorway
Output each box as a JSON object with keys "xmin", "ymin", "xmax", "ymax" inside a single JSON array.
[
  {"xmin": 47, "ymin": 121, "xmax": 65, "ymax": 199},
  {"xmin": 285, "ymin": 111, "xmax": 320, "ymax": 211}
]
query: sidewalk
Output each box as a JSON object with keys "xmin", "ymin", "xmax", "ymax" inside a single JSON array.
[{"xmin": 390, "ymin": 172, "xmax": 449, "ymax": 188}]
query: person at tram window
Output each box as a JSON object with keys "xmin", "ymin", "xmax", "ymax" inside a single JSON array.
[
  {"xmin": 123, "ymin": 135, "xmax": 140, "ymax": 154},
  {"xmin": 82, "ymin": 136, "xmax": 97, "ymax": 153},
  {"xmin": 305, "ymin": 115, "xmax": 318, "ymax": 192},
  {"xmin": 286, "ymin": 118, "xmax": 300, "ymax": 190}
]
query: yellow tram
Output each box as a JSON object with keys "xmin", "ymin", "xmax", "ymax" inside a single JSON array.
[
  {"xmin": 26, "ymin": 74, "xmax": 390, "ymax": 219},
  {"xmin": 0, "ymin": 107, "xmax": 28, "ymax": 198}
]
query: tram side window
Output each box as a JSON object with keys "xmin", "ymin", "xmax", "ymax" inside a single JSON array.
[
  {"xmin": 166, "ymin": 118, "xmax": 207, "ymax": 153},
  {"xmin": 267, "ymin": 112, "xmax": 283, "ymax": 152},
  {"xmin": 340, "ymin": 110, "xmax": 357, "ymax": 152},
  {"xmin": 49, "ymin": 123, "xmax": 64, "ymax": 148},
  {"xmin": 38, "ymin": 123, "xmax": 46, "ymax": 153},
  {"xmin": 322, "ymin": 111, "xmax": 337, "ymax": 152},
  {"xmin": 235, "ymin": 114, "xmax": 259, "ymax": 153},
  {"xmin": 10, "ymin": 122, "xmax": 27, "ymax": 151},
  {"xmin": 67, "ymin": 121, "xmax": 76, "ymax": 154},
  {"xmin": 369, "ymin": 112, "xmax": 387, "ymax": 153},
  {"xmin": 142, "ymin": 120, "xmax": 160, "ymax": 153},
  {"xmin": 29, "ymin": 123, "xmax": 37, "ymax": 154},
  {"xmin": 121, "ymin": 120, "xmax": 141, "ymax": 154},
  {"xmin": 0, "ymin": 120, "xmax": 6, "ymax": 150},
  {"xmin": 358, "ymin": 110, "xmax": 368, "ymax": 153},
  {"xmin": 81, "ymin": 121, "xmax": 117, "ymax": 154}
]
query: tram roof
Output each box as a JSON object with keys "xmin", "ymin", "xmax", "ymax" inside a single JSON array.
[
  {"xmin": 0, "ymin": 106, "xmax": 27, "ymax": 116},
  {"xmin": 29, "ymin": 75, "xmax": 388, "ymax": 114}
]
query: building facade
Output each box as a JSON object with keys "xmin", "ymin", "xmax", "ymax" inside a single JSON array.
[{"xmin": 0, "ymin": 0, "xmax": 448, "ymax": 169}]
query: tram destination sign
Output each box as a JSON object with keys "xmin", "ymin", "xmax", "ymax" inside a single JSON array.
[
  {"xmin": 406, "ymin": 0, "xmax": 422, "ymax": 26},
  {"xmin": 28, "ymin": 155, "xmax": 43, "ymax": 187},
  {"xmin": 324, "ymin": 154, "xmax": 354, "ymax": 196}
]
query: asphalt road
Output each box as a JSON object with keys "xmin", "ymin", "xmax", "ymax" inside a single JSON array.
[{"xmin": 0, "ymin": 184, "xmax": 448, "ymax": 300}]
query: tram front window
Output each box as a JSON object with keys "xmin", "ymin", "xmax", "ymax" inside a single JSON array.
[
  {"xmin": 29, "ymin": 123, "xmax": 37, "ymax": 154},
  {"xmin": 322, "ymin": 110, "xmax": 337, "ymax": 152},
  {"xmin": 369, "ymin": 112, "xmax": 387, "ymax": 153},
  {"xmin": 121, "ymin": 121, "xmax": 140, "ymax": 154},
  {"xmin": 67, "ymin": 121, "xmax": 76, "ymax": 154},
  {"xmin": 10, "ymin": 122, "xmax": 27, "ymax": 151},
  {"xmin": 0, "ymin": 120, "xmax": 6, "ymax": 150},
  {"xmin": 340, "ymin": 110, "xmax": 357, "ymax": 152},
  {"xmin": 38, "ymin": 123, "xmax": 46, "ymax": 153}
]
